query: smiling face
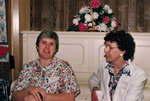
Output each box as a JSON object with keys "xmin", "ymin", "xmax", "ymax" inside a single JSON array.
[
  {"xmin": 104, "ymin": 41, "xmax": 125, "ymax": 63},
  {"xmin": 37, "ymin": 37, "xmax": 56, "ymax": 60}
]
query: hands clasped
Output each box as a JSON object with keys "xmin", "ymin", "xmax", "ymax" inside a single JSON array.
[{"xmin": 24, "ymin": 86, "xmax": 47, "ymax": 101}]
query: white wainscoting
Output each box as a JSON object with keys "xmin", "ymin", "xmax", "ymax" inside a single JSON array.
[{"xmin": 21, "ymin": 31, "xmax": 150, "ymax": 101}]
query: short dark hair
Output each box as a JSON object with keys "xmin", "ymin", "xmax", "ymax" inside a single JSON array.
[
  {"xmin": 36, "ymin": 29, "xmax": 59, "ymax": 55},
  {"xmin": 104, "ymin": 30, "xmax": 135, "ymax": 61}
]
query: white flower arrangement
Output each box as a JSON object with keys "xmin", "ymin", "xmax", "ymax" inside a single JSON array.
[{"xmin": 68, "ymin": 0, "xmax": 120, "ymax": 32}]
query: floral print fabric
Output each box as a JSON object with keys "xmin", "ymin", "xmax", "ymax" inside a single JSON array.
[
  {"xmin": 105, "ymin": 61, "xmax": 130, "ymax": 101},
  {"xmin": 12, "ymin": 57, "xmax": 80, "ymax": 96}
]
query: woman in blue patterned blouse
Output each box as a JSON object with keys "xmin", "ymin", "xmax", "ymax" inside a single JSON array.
[{"xmin": 88, "ymin": 30, "xmax": 147, "ymax": 101}]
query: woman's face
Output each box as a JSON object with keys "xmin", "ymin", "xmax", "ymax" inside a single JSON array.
[
  {"xmin": 104, "ymin": 41, "xmax": 124, "ymax": 63},
  {"xmin": 37, "ymin": 37, "xmax": 56, "ymax": 60}
]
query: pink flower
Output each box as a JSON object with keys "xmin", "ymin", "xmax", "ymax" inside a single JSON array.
[
  {"xmin": 113, "ymin": 17, "xmax": 119, "ymax": 29},
  {"xmin": 115, "ymin": 19, "xmax": 119, "ymax": 29},
  {"xmin": 103, "ymin": 16, "xmax": 109, "ymax": 24},
  {"xmin": 79, "ymin": 23, "xmax": 88, "ymax": 31},
  {"xmin": 36, "ymin": 67, "xmax": 41, "ymax": 72},
  {"xmin": 90, "ymin": 0, "xmax": 100, "ymax": 8}
]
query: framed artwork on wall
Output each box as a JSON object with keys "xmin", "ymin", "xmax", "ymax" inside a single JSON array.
[
  {"xmin": 0, "ymin": 0, "xmax": 7, "ymax": 43},
  {"xmin": 0, "ymin": 0, "xmax": 8, "ymax": 62}
]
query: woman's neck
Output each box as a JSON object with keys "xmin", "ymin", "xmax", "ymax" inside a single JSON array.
[
  {"xmin": 40, "ymin": 58, "xmax": 53, "ymax": 67},
  {"xmin": 113, "ymin": 59, "xmax": 124, "ymax": 76}
]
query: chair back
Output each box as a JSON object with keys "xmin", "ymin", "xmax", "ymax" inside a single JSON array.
[{"xmin": 0, "ymin": 79, "xmax": 10, "ymax": 101}]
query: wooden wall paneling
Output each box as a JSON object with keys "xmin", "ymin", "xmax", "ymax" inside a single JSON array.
[
  {"xmin": 19, "ymin": 0, "xmax": 30, "ymax": 31},
  {"xmin": 30, "ymin": 0, "xmax": 41, "ymax": 30},
  {"xmin": 128, "ymin": 0, "xmax": 137, "ymax": 32},
  {"xmin": 68, "ymin": 0, "xmax": 78, "ymax": 28},
  {"xmin": 59, "ymin": 0, "xmax": 65, "ymax": 31},
  {"xmin": 68, "ymin": 0, "xmax": 74, "ymax": 28},
  {"xmin": 42, "ymin": 0, "xmax": 56, "ymax": 30},
  {"xmin": 19, "ymin": 0, "xmax": 30, "ymax": 71},
  {"xmin": 102, "ymin": 0, "xmax": 110, "ymax": 4},
  {"xmin": 11, "ymin": 0, "xmax": 20, "ymax": 80},
  {"xmin": 144, "ymin": 0, "xmax": 150, "ymax": 32},
  {"xmin": 55, "ymin": 0, "xmax": 63, "ymax": 31},
  {"xmin": 6, "ymin": 0, "xmax": 11, "ymax": 53},
  {"xmin": 30, "ymin": 0, "xmax": 34, "ymax": 30},
  {"xmin": 136, "ymin": 0, "xmax": 144, "ymax": 32},
  {"xmin": 41, "ymin": 0, "xmax": 51, "ymax": 30},
  {"xmin": 63, "ymin": 0, "xmax": 69, "ymax": 31},
  {"xmin": 7, "ymin": 0, "xmax": 12, "ymax": 80},
  {"xmin": 79, "ymin": 0, "xmax": 89, "ymax": 6},
  {"xmin": 117, "ymin": 0, "xmax": 128, "ymax": 31},
  {"xmin": 108, "ymin": 0, "xmax": 118, "ymax": 18}
]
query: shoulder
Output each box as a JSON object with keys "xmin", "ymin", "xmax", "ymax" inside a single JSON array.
[
  {"xmin": 98, "ymin": 61, "xmax": 108, "ymax": 71},
  {"xmin": 54, "ymin": 57, "xmax": 74, "ymax": 73},
  {"xmin": 128, "ymin": 62, "xmax": 147, "ymax": 79},
  {"xmin": 54, "ymin": 57, "xmax": 71, "ymax": 67},
  {"xmin": 23, "ymin": 58, "xmax": 40, "ymax": 69}
]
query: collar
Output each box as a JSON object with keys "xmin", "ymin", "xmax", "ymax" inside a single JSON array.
[
  {"xmin": 35, "ymin": 57, "xmax": 57, "ymax": 72},
  {"xmin": 105, "ymin": 61, "xmax": 130, "ymax": 76}
]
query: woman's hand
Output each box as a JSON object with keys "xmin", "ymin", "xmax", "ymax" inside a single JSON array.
[
  {"xmin": 24, "ymin": 95, "xmax": 37, "ymax": 101},
  {"xmin": 24, "ymin": 86, "xmax": 47, "ymax": 101},
  {"xmin": 91, "ymin": 87, "xmax": 99, "ymax": 101}
]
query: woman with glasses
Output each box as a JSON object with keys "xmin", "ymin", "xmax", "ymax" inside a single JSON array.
[{"xmin": 88, "ymin": 30, "xmax": 147, "ymax": 101}]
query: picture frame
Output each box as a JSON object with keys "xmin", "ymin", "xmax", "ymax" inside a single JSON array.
[
  {"xmin": 0, "ymin": 0, "xmax": 9, "ymax": 62},
  {"xmin": 0, "ymin": 0, "xmax": 7, "ymax": 43}
]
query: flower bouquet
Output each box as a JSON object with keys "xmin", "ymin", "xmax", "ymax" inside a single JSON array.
[{"xmin": 67, "ymin": 0, "xmax": 120, "ymax": 32}]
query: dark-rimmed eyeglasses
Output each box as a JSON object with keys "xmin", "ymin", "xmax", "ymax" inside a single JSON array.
[{"xmin": 104, "ymin": 45, "xmax": 118, "ymax": 50}]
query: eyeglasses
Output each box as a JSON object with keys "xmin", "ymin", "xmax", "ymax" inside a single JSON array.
[{"xmin": 104, "ymin": 45, "xmax": 118, "ymax": 50}]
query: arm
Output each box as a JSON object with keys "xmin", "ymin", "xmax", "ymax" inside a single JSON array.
[
  {"xmin": 12, "ymin": 89, "xmax": 29, "ymax": 101},
  {"xmin": 12, "ymin": 86, "xmax": 47, "ymax": 101},
  {"xmin": 88, "ymin": 73, "xmax": 101, "ymax": 91},
  {"xmin": 45, "ymin": 93, "xmax": 75, "ymax": 101},
  {"xmin": 89, "ymin": 73, "xmax": 101, "ymax": 101},
  {"xmin": 11, "ymin": 64, "xmax": 31, "ymax": 101},
  {"xmin": 12, "ymin": 86, "xmax": 75, "ymax": 101},
  {"xmin": 125, "ymin": 71, "xmax": 147, "ymax": 101},
  {"xmin": 11, "ymin": 63, "xmax": 46, "ymax": 101},
  {"xmin": 60, "ymin": 62, "xmax": 80, "ymax": 97},
  {"xmin": 88, "ymin": 65, "xmax": 102, "ymax": 101},
  {"xmin": 88, "ymin": 65, "xmax": 102, "ymax": 91}
]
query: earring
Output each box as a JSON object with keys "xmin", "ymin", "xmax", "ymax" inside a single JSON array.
[{"xmin": 120, "ymin": 54, "xmax": 123, "ymax": 57}]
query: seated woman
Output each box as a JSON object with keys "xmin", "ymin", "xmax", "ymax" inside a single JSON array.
[
  {"xmin": 11, "ymin": 30, "xmax": 80, "ymax": 101},
  {"xmin": 88, "ymin": 30, "xmax": 147, "ymax": 101}
]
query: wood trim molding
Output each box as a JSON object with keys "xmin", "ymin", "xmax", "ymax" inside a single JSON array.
[{"xmin": 11, "ymin": 0, "xmax": 20, "ymax": 80}]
